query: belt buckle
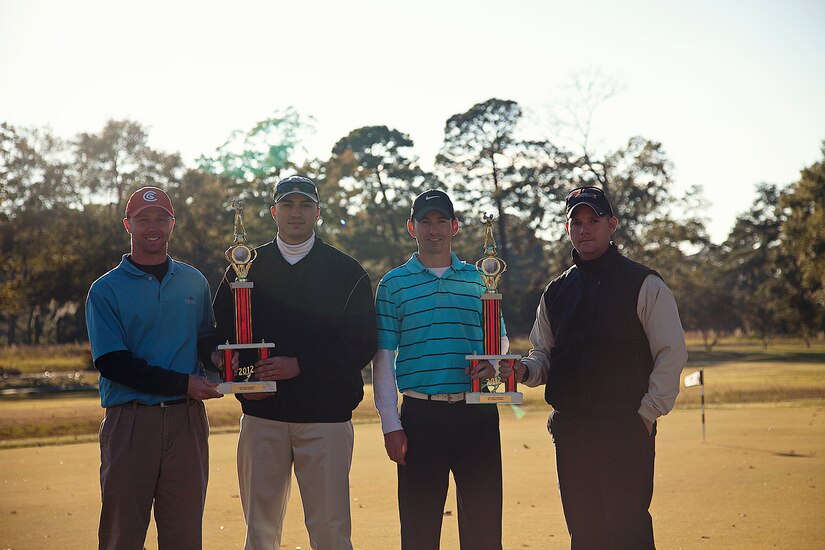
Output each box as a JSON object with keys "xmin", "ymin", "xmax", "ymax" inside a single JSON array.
[{"xmin": 446, "ymin": 392, "xmax": 465, "ymax": 404}]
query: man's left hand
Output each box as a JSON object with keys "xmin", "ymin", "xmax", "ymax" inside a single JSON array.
[
  {"xmin": 253, "ymin": 356, "xmax": 301, "ymax": 381},
  {"xmin": 466, "ymin": 359, "xmax": 497, "ymax": 380},
  {"xmin": 641, "ymin": 415, "xmax": 654, "ymax": 435}
]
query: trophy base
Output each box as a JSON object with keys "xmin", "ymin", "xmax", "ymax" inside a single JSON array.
[
  {"xmin": 217, "ymin": 380, "xmax": 278, "ymax": 394},
  {"xmin": 466, "ymin": 354, "xmax": 523, "ymax": 405},
  {"xmin": 465, "ymin": 391, "xmax": 523, "ymax": 405}
]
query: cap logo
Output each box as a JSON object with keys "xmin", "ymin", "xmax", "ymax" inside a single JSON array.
[
  {"xmin": 425, "ymin": 195, "xmax": 438, "ymax": 200},
  {"xmin": 143, "ymin": 191, "xmax": 158, "ymax": 202}
]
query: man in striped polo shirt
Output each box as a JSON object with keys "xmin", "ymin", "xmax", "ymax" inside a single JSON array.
[{"xmin": 373, "ymin": 189, "xmax": 506, "ymax": 550}]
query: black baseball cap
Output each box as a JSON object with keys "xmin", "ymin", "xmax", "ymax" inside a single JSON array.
[
  {"xmin": 273, "ymin": 176, "xmax": 319, "ymax": 204},
  {"xmin": 410, "ymin": 189, "xmax": 455, "ymax": 221},
  {"xmin": 566, "ymin": 186, "xmax": 614, "ymax": 218}
]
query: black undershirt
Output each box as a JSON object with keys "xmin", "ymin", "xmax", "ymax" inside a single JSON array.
[{"xmin": 126, "ymin": 255, "xmax": 168, "ymax": 283}]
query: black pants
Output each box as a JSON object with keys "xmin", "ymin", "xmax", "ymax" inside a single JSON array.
[
  {"xmin": 398, "ymin": 396, "xmax": 502, "ymax": 550},
  {"xmin": 549, "ymin": 410, "xmax": 657, "ymax": 550}
]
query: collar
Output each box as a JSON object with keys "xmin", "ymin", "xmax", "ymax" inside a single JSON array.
[
  {"xmin": 118, "ymin": 254, "xmax": 174, "ymax": 277},
  {"xmin": 403, "ymin": 252, "xmax": 464, "ymax": 275},
  {"xmin": 276, "ymin": 233, "xmax": 316, "ymax": 257},
  {"xmin": 572, "ymin": 243, "xmax": 621, "ymax": 274}
]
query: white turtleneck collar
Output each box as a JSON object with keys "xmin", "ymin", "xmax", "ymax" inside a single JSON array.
[{"xmin": 276, "ymin": 233, "xmax": 315, "ymax": 265}]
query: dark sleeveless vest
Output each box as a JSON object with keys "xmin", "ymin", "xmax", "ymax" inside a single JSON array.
[{"xmin": 543, "ymin": 244, "xmax": 659, "ymax": 413}]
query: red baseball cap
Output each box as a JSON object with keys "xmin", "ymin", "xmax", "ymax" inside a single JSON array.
[{"xmin": 125, "ymin": 187, "xmax": 175, "ymax": 218}]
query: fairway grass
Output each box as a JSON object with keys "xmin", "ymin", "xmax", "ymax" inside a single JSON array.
[
  {"xmin": 1, "ymin": 404, "xmax": 822, "ymax": 549},
  {"xmin": 0, "ymin": 343, "xmax": 90, "ymax": 374},
  {"xmin": 3, "ymin": 359, "xmax": 824, "ymax": 446},
  {"xmin": 1, "ymin": 339, "xmax": 823, "ymax": 547}
]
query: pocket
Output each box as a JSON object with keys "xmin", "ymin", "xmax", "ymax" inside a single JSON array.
[
  {"xmin": 99, "ymin": 407, "xmax": 119, "ymax": 450},
  {"xmin": 637, "ymin": 414, "xmax": 652, "ymax": 438},
  {"xmin": 99, "ymin": 418, "xmax": 107, "ymax": 449},
  {"xmin": 195, "ymin": 401, "xmax": 210, "ymax": 439},
  {"xmin": 548, "ymin": 410, "xmax": 561, "ymax": 442}
]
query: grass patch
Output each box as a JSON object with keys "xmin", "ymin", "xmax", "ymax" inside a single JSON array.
[
  {"xmin": 1, "ymin": 338, "xmax": 823, "ymax": 447},
  {"xmin": 0, "ymin": 343, "xmax": 92, "ymax": 375},
  {"xmin": 677, "ymin": 361, "xmax": 825, "ymax": 406}
]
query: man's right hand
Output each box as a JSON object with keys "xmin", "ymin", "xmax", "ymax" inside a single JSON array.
[
  {"xmin": 499, "ymin": 360, "xmax": 528, "ymax": 382},
  {"xmin": 187, "ymin": 375, "xmax": 223, "ymax": 400},
  {"xmin": 384, "ymin": 429, "xmax": 408, "ymax": 465}
]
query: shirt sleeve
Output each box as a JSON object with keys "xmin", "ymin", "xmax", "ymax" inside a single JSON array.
[
  {"xmin": 375, "ymin": 277, "xmax": 400, "ymax": 351},
  {"xmin": 372, "ymin": 348, "xmax": 403, "ymax": 433},
  {"xmin": 211, "ymin": 267, "xmax": 235, "ymax": 348},
  {"xmin": 86, "ymin": 282, "xmax": 129, "ymax": 361},
  {"xmin": 637, "ymin": 274, "xmax": 689, "ymax": 423},
  {"xmin": 520, "ymin": 296, "xmax": 553, "ymax": 387},
  {"xmin": 95, "ymin": 350, "xmax": 189, "ymax": 395},
  {"xmin": 196, "ymin": 275, "xmax": 218, "ymax": 370}
]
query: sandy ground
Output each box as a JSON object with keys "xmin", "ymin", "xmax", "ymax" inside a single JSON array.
[{"xmin": 1, "ymin": 403, "xmax": 824, "ymax": 549}]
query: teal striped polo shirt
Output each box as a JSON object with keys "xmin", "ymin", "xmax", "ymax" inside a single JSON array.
[{"xmin": 375, "ymin": 252, "xmax": 506, "ymax": 394}]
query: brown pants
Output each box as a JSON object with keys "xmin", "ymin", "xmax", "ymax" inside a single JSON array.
[{"xmin": 98, "ymin": 400, "xmax": 210, "ymax": 550}]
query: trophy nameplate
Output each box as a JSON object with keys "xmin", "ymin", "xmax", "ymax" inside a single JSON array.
[
  {"xmin": 466, "ymin": 214, "xmax": 523, "ymax": 405},
  {"xmin": 217, "ymin": 200, "xmax": 277, "ymax": 394}
]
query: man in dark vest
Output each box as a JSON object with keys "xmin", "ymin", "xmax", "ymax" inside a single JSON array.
[{"xmin": 502, "ymin": 186, "xmax": 687, "ymax": 549}]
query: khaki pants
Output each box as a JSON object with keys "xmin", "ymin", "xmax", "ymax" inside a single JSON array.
[
  {"xmin": 98, "ymin": 400, "xmax": 210, "ymax": 550},
  {"xmin": 237, "ymin": 414, "xmax": 354, "ymax": 550}
]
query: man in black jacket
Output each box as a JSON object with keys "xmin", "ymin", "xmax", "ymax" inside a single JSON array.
[
  {"xmin": 503, "ymin": 186, "xmax": 687, "ymax": 549},
  {"xmin": 212, "ymin": 176, "xmax": 377, "ymax": 550}
]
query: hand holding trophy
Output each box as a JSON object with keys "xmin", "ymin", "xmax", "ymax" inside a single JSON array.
[{"xmin": 216, "ymin": 200, "xmax": 278, "ymax": 394}]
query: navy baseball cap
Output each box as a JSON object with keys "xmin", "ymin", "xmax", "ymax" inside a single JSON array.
[
  {"xmin": 410, "ymin": 189, "xmax": 455, "ymax": 221},
  {"xmin": 566, "ymin": 186, "xmax": 614, "ymax": 217},
  {"xmin": 274, "ymin": 176, "xmax": 319, "ymax": 204}
]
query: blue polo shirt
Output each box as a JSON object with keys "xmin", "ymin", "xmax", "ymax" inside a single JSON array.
[
  {"xmin": 376, "ymin": 252, "xmax": 506, "ymax": 394},
  {"xmin": 86, "ymin": 255, "xmax": 214, "ymax": 407}
]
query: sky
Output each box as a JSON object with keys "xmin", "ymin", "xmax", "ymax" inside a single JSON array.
[{"xmin": 1, "ymin": 0, "xmax": 823, "ymax": 243}]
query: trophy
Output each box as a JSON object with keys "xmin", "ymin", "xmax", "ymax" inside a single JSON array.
[
  {"xmin": 465, "ymin": 214, "xmax": 523, "ymax": 405},
  {"xmin": 216, "ymin": 200, "xmax": 278, "ymax": 394}
]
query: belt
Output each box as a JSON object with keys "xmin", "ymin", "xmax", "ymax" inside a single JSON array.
[
  {"xmin": 127, "ymin": 398, "xmax": 189, "ymax": 408},
  {"xmin": 404, "ymin": 389, "xmax": 466, "ymax": 404}
]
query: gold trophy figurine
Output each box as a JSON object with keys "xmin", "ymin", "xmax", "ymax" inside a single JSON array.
[
  {"xmin": 465, "ymin": 213, "xmax": 523, "ymax": 404},
  {"xmin": 216, "ymin": 200, "xmax": 278, "ymax": 394}
]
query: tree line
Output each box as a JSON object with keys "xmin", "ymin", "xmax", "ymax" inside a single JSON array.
[{"xmin": 1, "ymin": 99, "xmax": 823, "ymax": 348}]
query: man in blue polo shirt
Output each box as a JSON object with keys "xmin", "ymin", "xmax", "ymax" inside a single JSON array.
[
  {"xmin": 373, "ymin": 189, "xmax": 506, "ymax": 550},
  {"xmin": 86, "ymin": 186, "xmax": 222, "ymax": 549}
]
